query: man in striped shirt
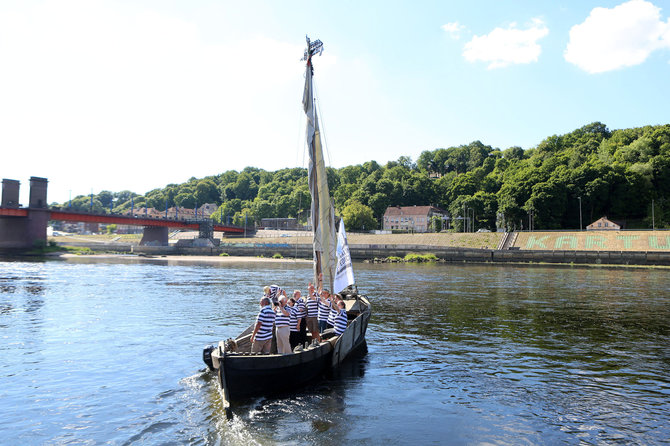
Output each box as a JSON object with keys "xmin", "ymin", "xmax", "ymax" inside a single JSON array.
[
  {"xmin": 305, "ymin": 283, "xmax": 321, "ymax": 343},
  {"xmin": 251, "ymin": 297, "xmax": 275, "ymax": 354},
  {"xmin": 294, "ymin": 290, "xmax": 308, "ymax": 346},
  {"xmin": 334, "ymin": 300, "xmax": 348, "ymax": 336},
  {"xmin": 317, "ymin": 289, "xmax": 332, "ymax": 333},
  {"xmin": 274, "ymin": 296, "xmax": 291, "ymax": 354},
  {"xmin": 288, "ymin": 297, "xmax": 301, "ymax": 351}
]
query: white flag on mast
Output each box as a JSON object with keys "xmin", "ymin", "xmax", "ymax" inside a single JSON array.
[{"xmin": 333, "ymin": 219, "xmax": 355, "ymax": 294}]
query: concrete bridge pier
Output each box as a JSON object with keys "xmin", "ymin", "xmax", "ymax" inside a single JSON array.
[
  {"xmin": 140, "ymin": 226, "xmax": 169, "ymax": 246},
  {"xmin": 0, "ymin": 177, "xmax": 48, "ymax": 249}
]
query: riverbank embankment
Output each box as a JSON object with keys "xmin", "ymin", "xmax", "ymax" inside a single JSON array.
[{"xmin": 48, "ymin": 230, "xmax": 670, "ymax": 266}]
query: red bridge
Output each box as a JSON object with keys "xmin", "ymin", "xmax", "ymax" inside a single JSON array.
[{"xmin": 0, "ymin": 177, "xmax": 245, "ymax": 249}]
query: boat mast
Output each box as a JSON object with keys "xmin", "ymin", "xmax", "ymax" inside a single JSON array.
[{"xmin": 303, "ymin": 36, "xmax": 336, "ymax": 292}]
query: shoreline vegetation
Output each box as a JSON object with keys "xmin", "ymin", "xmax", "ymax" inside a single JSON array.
[{"xmin": 370, "ymin": 253, "xmax": 440, "ymax": 263}]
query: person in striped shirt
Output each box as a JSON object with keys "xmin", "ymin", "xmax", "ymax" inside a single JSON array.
[
  {"xmin": 305, "ymin": 283, "xmax": 321, "ymax": 343},
  {"xmin": 317, "ymin": 289, "xmax": 332, "ymax": 333},
  {"xmin": 327, "ymin": 293, "xmax": 340, "ymax": 330},
  {"xmin": 288, "ymin": 297, "xmax": 302, "ymax": 351},
  {"xmin": 294, "ymin": 290, "xmax": 308, "ymax": 346},
  {"xmin": 274, "ymin": 296, "xmax": 291, "ymax": 354},
  {"xmin": 251, "ymin": 297, "xmax": 275, "ymax": 354},
  {"xmin": 334, "ymin": 299, "xmax": 348, "ymax": 335}
]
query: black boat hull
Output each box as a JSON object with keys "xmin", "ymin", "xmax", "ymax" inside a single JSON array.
[
  {"xmin": 221, "ymin": 342, "xmax": 333, "ymax": 399},
  {"xmin": 206, "ymin": 296, "xmax": 370, "ymax": 403}
]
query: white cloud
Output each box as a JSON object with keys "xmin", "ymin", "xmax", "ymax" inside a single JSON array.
[
  {"xmin": 442, "ymin": 21, "xmax": 465, "ymax": 39},
  {"xmin": 564, "ymin": 0, "xmax": 670, "ymax": 73},
  {"xmin": 463, "ymin": 18, "xmax": 549, "ymax": 69}
]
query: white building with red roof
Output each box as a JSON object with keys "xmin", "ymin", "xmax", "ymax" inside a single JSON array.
[{"xmin": 383, "ymin": 205, "xmax": 447, "ymax": 232}]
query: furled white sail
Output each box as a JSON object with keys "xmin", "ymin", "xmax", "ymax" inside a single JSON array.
[
  {"xmin": 334, "ymin": 219, "xmax": 355, "ymax": 294},
  {"xmin": 303, "ymin": 37, "xmax": 337, "ymax": 292}
]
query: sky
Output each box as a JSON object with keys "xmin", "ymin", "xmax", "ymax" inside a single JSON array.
[{"xmin": 1, "ymin": 0, "xmax": 669, "ymax": 204}]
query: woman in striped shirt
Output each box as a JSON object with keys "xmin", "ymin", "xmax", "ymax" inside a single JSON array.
[
  {"xmin": 317, "ymin": 289, "xmax": 331, "ymax": 333},
  {"xmin": 274, "ymin": 296, "xmax": 291, "ymax": 354},
  {"xmin": 251, "ymin": 297, "xmax": 275, "ymax": 354},
  {"xmin": 305, "ymin": 283, "xmax": 321, "ymax": 342},
  {"xmin": 334, "ymin": 300, "xmax": 348, "ymax": 336}
]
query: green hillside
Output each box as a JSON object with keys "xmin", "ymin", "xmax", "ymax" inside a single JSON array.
[{"xmin": 58, "ymin": 122, "xmax": 670, "ymax": 231}]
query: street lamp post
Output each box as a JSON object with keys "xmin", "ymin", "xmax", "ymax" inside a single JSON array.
[
  {"xmin": 578, "ymin": 196, "xmax": 583, "ymax": 231},
  {"xmin": 470, "ymin": 208, "xmax": 475, "ymax": 232},
  {"xmin": 462, "ymin": 203, "xmax": 466, "ymax": 233},
  {"xmin": 652, "ymin": 199, "xmax": 655, "ymax": 230}
]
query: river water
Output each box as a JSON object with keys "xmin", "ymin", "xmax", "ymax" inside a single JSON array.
[{"xmin": 0, "ymin": 257, "xmax": 668, "ymax": 445}]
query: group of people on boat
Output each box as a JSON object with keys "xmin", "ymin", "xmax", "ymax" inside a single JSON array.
[{"xmin": 250, "ymin": 281, "xmax": 348, "ymax": 355}]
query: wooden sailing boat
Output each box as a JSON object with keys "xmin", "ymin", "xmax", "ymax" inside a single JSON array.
[{"xmin": 203, "ymin": 37, "xmax": 371, "ymax": 409}]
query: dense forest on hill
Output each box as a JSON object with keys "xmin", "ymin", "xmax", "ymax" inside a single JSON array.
[{"xmin": 60, "ymin": 122, "xmax": 670, "ymax": 231}]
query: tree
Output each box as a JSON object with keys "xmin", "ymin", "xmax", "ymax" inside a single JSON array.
[
  {"xmin": 430, "ymin": 215, "xmax": 443, "ymax": 232},
  {"xmin": 195, "ymin": 179, "xmax": 220, "ymax": 205},
  {"xmin": 472, "ymin": 191, "xmax": 498, "ymax": 230},
  {"xmin": 251, "ymin": 199, "xmax": 274, "ymax": 221},
  {"xmin": 97, "ymin": 190, "xmax": 114, "ymax": 209},
  {"xmin": 466, "ymin": 141, "xmax": 492, "ymax": 171},
  {"xmin": 368, "ymin": 192, "xmax": 390, "ymax": 221},
  {"xmin": 339, "ymin": 165, "xmax": 364, "ymax": 184},
  {"xmin": 401, "ymin": 172, "xmax": 436, "ymax": 205},
  {"xmin": 397, "ymin": 156, "xmax": 416, "ymax": 170},
  {"xmin": 175, "ymin": 192, "xmax": 195, "ymax": 209},
  {"xmin": 334, "ymin": 184, "xmax": 358, "ymax": 210},
  {"xmin": 445, "ymin": 146, "xmax": 469, "ymax": 174},
  {"xmin": 503, "ymin": 146, "xmax": 524, "ymax": 160},
  {"xmin": 274, "ymin": 195, "xmax": 295, "ymax": 218},
  {"xmin": 340, "ymin": 201, "xmax": 377, "ymax": 231},
  {"xmin": 446, "ymin": 172, "xmax": 477, "ymax": 203},
  {"xmin": 233, "ymin": 172, "xmax": 259, "ymax": 201},
  {"xmin": 70, "ymin": 195, "xmax": 105, "ymax": 213}
]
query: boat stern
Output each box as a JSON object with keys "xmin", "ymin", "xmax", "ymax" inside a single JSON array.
[{"xmin": 203, "ymin": 344, "xmax": 216, "ymax": 371}]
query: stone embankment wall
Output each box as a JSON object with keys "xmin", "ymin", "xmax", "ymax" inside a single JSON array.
[
  {"xmin": 513, "ymin": 231, "xmax": 670, "ymax": 251},
  {"xmin": 54, "ymin": 230, "xmax": 670, "ymax": 266}
]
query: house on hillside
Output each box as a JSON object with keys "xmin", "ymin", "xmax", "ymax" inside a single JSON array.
[
  {"xmin": 586, "ymin": 216, "xmax": 622, "ymax": 231},
  {"xmin": 383, "ymin": 205, "xmax": 448, "ymax": 232}
]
